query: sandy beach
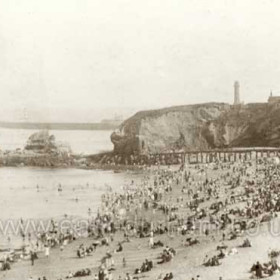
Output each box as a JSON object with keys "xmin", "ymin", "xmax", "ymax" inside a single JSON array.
[{"xmin": 1, "ymin": 159, "xmax": 280, "ymax": 280}]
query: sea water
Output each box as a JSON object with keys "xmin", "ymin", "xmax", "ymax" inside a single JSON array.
[
  {"xmin": 0, "ymin": 128, "xmax": 113, "ymax": 154},
  {"xmin": 0, "ymin": 129, "xmax": 143, "ymax": 247}
]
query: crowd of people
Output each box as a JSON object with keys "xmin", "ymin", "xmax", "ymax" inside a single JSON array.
[{"xmin": 2, "ymin": 154, "xmax": 280, "ymax": 279}]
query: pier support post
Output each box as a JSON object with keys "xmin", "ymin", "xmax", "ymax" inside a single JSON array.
[{"xmin": 182, "ymin": 154, "xmax": 185, "ymax": 165}]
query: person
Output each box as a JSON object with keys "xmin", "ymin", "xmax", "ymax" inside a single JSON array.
[
  {"xmin": 255, "ymin": 261, "xmax": 263, "ymax": 278},
  {"xmin": 122, "ymin": 257, "xmax": 126, "ymax": 268},
  {"xmin": 30, "ymin": 250, "xmax": 35, "ymax": 266},
  {"xmin": 60, "ymin": 244, "xmax": 64, "ymax": 252},
  {"xmin": 45, "ymin": 245, "xmax": 50, "ymax": 258},
  {"xmin": 149, "ymin": 235, "xmax": 154, "ymax": 248},
  {"xmin": 98, "ymin": 269, "xmax": 104, "ymax": 280},
  {"xmin": 108, "ymin": 271, "xmax": 113, "ymax": 280},
  {"xmin": 116, "ymin": 243, "xmax": 123, "ymax": 252},
  {"xmin": 67, "ymin": 271, "xmax": 73, "ymax": 278},
  {"xmin": 241, "ymin": 238, "xmax": 252, "ymax": 248}
]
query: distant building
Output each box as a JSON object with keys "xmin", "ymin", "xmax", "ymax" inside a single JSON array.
[
  {"xmin": 268, "ymin": 91, "xmax": 280, "ymax": 103},
  {"xmin": 101, "ymin": 115, "xmax": 123, "ymax": 126},
  {"xmin": 234, "ymin": 81, "xmax": 240, "ymax": 105}
]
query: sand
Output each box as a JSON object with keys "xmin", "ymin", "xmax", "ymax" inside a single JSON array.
[{"xmin": 2, "ymin": 162, "xmax": 280, "ymax": 280}]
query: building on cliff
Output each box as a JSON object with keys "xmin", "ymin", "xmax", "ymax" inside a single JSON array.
[
  {"xmin": 268, "ymin": 91, "xmax": 280, "ymax": 104},
  {"xmin": 111, "ymin": 100, "xmax": 280, "ymax": 154}
]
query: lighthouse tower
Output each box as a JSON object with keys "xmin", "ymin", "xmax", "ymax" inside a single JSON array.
[{"xmin": 234, "ymin": 81, "xmax": 240, "ymax": 105}]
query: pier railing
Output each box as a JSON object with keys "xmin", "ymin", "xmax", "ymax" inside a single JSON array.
[{"xmin": 139, "ymin": 147, "xmax": 280, "ymax": 165}]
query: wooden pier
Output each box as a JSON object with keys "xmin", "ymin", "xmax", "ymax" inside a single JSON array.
[{"xmin": 142, "ymin": 147, "xmax": 280, "ymax": 165}]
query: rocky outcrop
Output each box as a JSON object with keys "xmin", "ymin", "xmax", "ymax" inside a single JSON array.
[
  {"xmin": 25, "ymin": 130, "xmax": 56, "ymax": 153},
  {"xmin": 25, "ymin": 130, "xmax": 72, "ymax": 155},
  {"xmin": 111, "ymin": 102, "xmax": 280, "ymax": 154}
]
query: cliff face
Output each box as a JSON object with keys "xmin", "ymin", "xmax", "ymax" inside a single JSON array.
[{"xmin": 111, "ymin": 102, "xmax": 280, "ymax": 154}]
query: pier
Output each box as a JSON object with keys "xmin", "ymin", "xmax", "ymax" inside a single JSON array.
[{"xmin": 143, "ymin": 147, "xmax": 280, "ymax": 165}]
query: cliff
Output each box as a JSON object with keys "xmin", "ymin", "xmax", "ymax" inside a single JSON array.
[{"xmin": 111, "ymin": 102, "xmax": 280, "ymax": 154}]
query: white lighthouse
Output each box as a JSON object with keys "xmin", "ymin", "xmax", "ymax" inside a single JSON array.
[{"xmin": 234, "ymin": 81, "xmax": 240, "ymax": 105}]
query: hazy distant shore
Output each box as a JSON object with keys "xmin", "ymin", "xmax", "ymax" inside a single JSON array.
[{"xmin": 0, "ymin": 121, "xmax": 120, "ymax": 130}]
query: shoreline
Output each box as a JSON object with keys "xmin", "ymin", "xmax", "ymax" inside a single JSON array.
[
  {"xmin": 1, "ymin": 158, "xmax": 279, "ymax": 280},
  {"xmin": 0, "ymin": 151, "xmax": 151, "ymax": 172},
  {"xmin": 1, "ymin": 157, "xmax": 280, "ymax": 280}
]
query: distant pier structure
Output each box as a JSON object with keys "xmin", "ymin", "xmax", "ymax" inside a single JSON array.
[
  {"xmin": 142, "ymin": 148, "xmax": 280, "ymax": 165},
  {"xmin": 234, "ymin": 81, "xmax": 240, "ymax": 105}
]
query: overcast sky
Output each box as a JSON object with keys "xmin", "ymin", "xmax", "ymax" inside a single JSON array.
[{"xmin": 0, "ymin": 0, "xmax": 280, "ymax": 122}]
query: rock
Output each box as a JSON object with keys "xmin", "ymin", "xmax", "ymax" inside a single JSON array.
[
  {"xmin": 111, "ymin": 103, "xmax": 230, "ymax": 154},
  {"xmin": 25, "ymin": 130, "xmax": 72, "ymax": 155},
  {"xmin": 25, "ymin": 130, "xmax": 56, "ymax": 153},
  {"xmin": 111, "ymin": 102, "xmax": 280, "ymax": 154}
]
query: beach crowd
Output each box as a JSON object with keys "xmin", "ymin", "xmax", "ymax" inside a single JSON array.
[{"xmin": 2, "ymin": 154, "xmax": 280, "ymax": 280}]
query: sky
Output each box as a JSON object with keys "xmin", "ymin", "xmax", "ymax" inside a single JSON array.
[{"xmin": 0, "ymin": 0, "xmax": 280, "ymax": 122}]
